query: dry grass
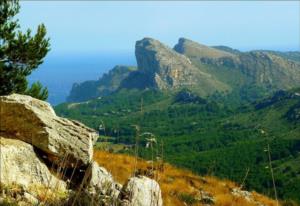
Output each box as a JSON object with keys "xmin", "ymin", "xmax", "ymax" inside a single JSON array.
[
  {"xmin": 0, "ymin": 183, "xmax": 69, "ymax": 206},
  {"xmin": 94, "ymin": 150, "xmax": 280, "ymax": 206}
]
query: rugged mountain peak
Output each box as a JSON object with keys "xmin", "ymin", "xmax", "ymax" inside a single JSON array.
[
  {"xmin": 135, "ymin": 37, "xmax": 193, "ymax": 73},
  {"xmin": 174, "ymin": 37, "xmax": 234, "ymax": 59},
  {"xmin": 133, "ymin": 37, "xmax": 228, "ymax": 93}
]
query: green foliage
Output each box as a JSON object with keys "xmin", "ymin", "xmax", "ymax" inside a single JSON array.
[
  {"xmin": 0, "ymin": 0, "xmax": 50, "ymax": 100},
  {"xmin": 25, "ymin": 81, "xmax": 48, "ymax": 100}
]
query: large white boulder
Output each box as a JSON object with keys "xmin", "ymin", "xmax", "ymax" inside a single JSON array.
[{"xmin": 0, "ymin": 94, "xmax": 98, "ymax": 167}]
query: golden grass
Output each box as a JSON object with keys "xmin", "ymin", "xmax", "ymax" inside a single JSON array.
[{"xmin": 94, "ymin": 150, "xmax": 280, "ymax": 206}]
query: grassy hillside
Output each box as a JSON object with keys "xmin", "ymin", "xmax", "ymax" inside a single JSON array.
[
  {"xmin": 55, "ymin": 88, "xmax": 300, "ymax": 203},
  {"xmin": 94, "ymin": 150, "xmax": 280, "ymax": 206}
]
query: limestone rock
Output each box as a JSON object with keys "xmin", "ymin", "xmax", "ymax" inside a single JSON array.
[
  {"xmin": 86, "ymin": 162, "xmax": 120, "ymax": 198},
  {"xmin": 0, "ymin": 94, "xmax": 98, "ymax": 167},
  {"xmin": 0, "ymin": 137, "xmax": 67, "ymax": 192},
  {"xmin": 128, "ymin": 37, "xmax": 228, "ymax": 95},
  {"xmin": 77, "ymin": 162, "xmax": 121, "ymax": 205},
  {"xmin": 119, "ymin": 176, "xmax": 163, "ymax": 206},
  {"xmin": 23, "ymin": 192, "xmax": 39, "ymax": 205},
  {"xmin": 195, "ymin": 190, "xmax": 215, "ymax": 205},
  {"xmin": 231, "ymin": 187, "xmax": 266, "ymax": 205}
]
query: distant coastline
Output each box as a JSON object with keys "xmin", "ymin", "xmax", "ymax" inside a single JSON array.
[{"xmin": 28, "ymin": 51, "xmax": 136, "ymax": 105}]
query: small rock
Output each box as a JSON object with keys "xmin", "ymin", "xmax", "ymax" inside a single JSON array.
[
  {"xmin": 23, "ymin": 192, "xmax": 38, "ymax": 205},
  {"xmin": 119, "ymin": 176, "xmax": 163, "ymax": 206},
  {"xmin": 231, "ymin": 188, "xmax": 253, "ymax": 202},
  {"xmin": 195, "ymin": 190, "xmax": 215, "ymax": 205}
]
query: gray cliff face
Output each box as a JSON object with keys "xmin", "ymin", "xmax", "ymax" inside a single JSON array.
[
  {"xmin": 131, "ymin": 37, "xmax": 229, "ymax": 94},
  {"xmin": 135, "ymin": 37, "xmax": 199, "ymax": 89}
]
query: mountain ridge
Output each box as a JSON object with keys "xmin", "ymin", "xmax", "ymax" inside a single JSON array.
[{"xmin": 67, "ymin": 37, "xmax": 300, "ymax": 103}]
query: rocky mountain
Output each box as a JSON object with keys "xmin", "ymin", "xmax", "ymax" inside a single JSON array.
[
  {"xmin": 122, "ymin": 38, "xmax": 229, "ymax": 94},
  {"xmin": 67, "ymin": 65, "xmax": 137, "ymax": 102},
  {"xmin": 174, "ymin": 38, "xmax": 300, "ymax": 91},
  {"xmin": 0, "ymin": 94, "xmax": 162, "ymax": 206},
  {"xmin": 67, "ymin": 37, "xmax": 300, "ymax": 103},
  {"xmin": 68, "ymin": 38, "xmax": 231, "ymax": 103}
]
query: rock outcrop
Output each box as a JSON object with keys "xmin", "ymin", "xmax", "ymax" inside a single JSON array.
[
  {"xmin": 130, "ymin": 37, "xmax": 228, "ymax": 94},
  {"xmin": 0, "ymin": 94, "xmax": 163, "ymax": 206},
  {"xmin": 0, "ymin": 94, "xmax": 98, "ymax": 167}
]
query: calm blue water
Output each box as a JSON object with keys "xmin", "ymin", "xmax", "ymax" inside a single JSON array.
[{"xmin": 28, "ymin": 52, "xmax": 136, "ymax": 105}]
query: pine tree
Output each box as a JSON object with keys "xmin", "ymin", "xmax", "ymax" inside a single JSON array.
[{"xmin": 0, "ymin": 0, "xmax": 50, "ymax": 100}]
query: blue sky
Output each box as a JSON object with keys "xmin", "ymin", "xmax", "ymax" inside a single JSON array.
[{"xmin": 18, "ymin": 1, "xmax": 300, "ymax": 54}]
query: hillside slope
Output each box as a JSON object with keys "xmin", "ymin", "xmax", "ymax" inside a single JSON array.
[
  {"xmin": 94, "ymin": 150, "xmax": 280, "ymax": 206},
  {"xmin": 56, "ymin": 88, "xmax": 300, "ymax": 203}
]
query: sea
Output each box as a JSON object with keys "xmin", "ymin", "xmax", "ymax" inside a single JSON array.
[{"xmin": 28, "ymin": 52, "xmax": 136, "ymax": 105}]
